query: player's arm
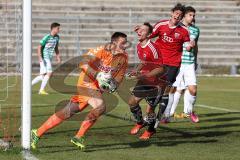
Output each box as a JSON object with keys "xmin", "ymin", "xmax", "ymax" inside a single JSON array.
[
  {"xmin": 148, "ymin": 22, "xmax": 161, "ymax": 39},
  {"xmin": 194, "ymin": 44, "xmax": 199, "ymax": 69},
  {"xmin": 55, "ymin": 43, "xmax": 61, "ymax": 63},
  {"xmin": 184, "ymin": 32, "xmax": 192, "ymax": 51},
  {"xmin": 78, "ymin": 47, "xmax": 102, "ymax": 80},
  {"xmin": 114, "ymin": 58, "xmax": 128, "ymax": 86},
  {"xmin": 37, "ymin": 45, "xmax": 43, "ymax": 62},
  {"xmin": 137, "ymin": 65, "xmax": 165, "ymax": 79},
  {"xmin": 127, "ymin": 63, "xmax": 144, "ymax": 77},
  {"xmin": 190, "ymin": 26, "xmax": 200, "ymax": 48},
  {"xmin": 38, "ymin": 34, "xmax": 49, "ymax": 62},
  {"xmin": 193, "ymin": 27, "xmax": 200, "ymax": 68},
  {"xmin": 135, "ymin": 63, "xmax": 144, "ymax": 73}
]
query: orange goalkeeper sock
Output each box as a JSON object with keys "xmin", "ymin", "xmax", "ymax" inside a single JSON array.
[
  {"xmin": 37, "ymin": 113, "xmax": 64, "ymax": 137},
  {"xmin": 75, "ymin": 120, "xmax": 95, "ymax": 138}
]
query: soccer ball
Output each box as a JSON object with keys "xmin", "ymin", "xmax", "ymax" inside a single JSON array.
[{"xmin": 96, "ymin": 72, "xmax": 113, "ymax": 91}]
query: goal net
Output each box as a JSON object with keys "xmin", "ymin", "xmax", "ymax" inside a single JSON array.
[{"xmin": 0, "ymin": 0, "xmax": 22, "ymax": 150}]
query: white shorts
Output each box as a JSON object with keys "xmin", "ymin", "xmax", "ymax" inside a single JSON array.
[
  {"xmin": 173, "ymin": 63, "xmax": 197, "ymax": 89},
  {"xmin": 40, "ymin": 59, "xmax": 52, "ymax": 75}
]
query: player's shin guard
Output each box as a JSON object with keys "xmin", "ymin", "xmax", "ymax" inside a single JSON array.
[
  {"xmin": 160, "ymin": 95, "xmax": 169, "ymax": 115},
  {"xmin": 154, "ymin": 95, "xmax": 169, "ymax": 128},
  {"xmin": 75, "ymin": 107, "xmax": 105, "ymax": 138},
  {"xmin": 164, "ymin": 93, "xmax": 174, "ymax": 117},
  {"xmin": 32, "ymin": 75, "xmax": 44, "ymax": 85},
  {"xmin": 40, "ymin": 75, "xmax": 50, "ymax": 91},
  {"xmin": 37, "ymin": 102, "xmax": 79, "ymax": 137},
  {"xmin": 170, "ymin": 91, "xmax": 181, "ymax": 116},
  {"xmin": 184, "ymin": 90, "xmax": 189, "ymax": 114},
  {"xmin": 130, "ymin": 104, "xmax": 143, "ymax": 125},
  {"xmin": 37, "ymin": 113, "xmax": 64, "ymax": 137},
  {"xmin": 185, "ymin": 89, "xmax": 196, "ymax": 114},
  {"xmin": 144, "ymin": 113, "xmax": 156, "ymax": 132}
]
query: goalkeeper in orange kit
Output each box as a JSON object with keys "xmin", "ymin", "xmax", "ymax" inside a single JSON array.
[{"xmin": 31, "ymin": 32, "xmax": 128, "ymax": 150}]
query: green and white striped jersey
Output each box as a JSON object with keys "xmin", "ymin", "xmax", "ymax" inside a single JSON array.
[
  {"xmin": 40, "ymin": 34, "xmax": 60, "ymax": 60},
  {"xmin": 182, "ymin": 24, "xmax": 200, "ymax": 64}
]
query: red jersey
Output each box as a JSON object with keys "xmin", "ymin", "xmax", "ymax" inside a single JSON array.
[
  {"xmin": 137, "ymin": 40, "xmax": 163, "ymax": 84},
  {"xmin": 149, "ymin": 20, "xmax": 190, "ymax": 67}
]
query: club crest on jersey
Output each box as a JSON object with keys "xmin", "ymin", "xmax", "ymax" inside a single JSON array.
[{"xmin": 174, "ymin": 33, "xmax": 180, "ymax": 38}]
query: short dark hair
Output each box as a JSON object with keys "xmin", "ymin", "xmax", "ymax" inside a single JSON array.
[
  {"xmin": 143, "ymin": 22, "xmax": 153, "ymax": 34},
  {"xmin": 111, "ymin": 32, "xmax": 127, "ymax": 42},
  {"xmin": 51, "ymin": 22, "xmax": 60, "ymax": 30},
  {"xmin": 172, "ymin": 3, "xmax": 185, "ymax": 13},
  {"xmin": 184, "ymin": 6, "xmax": 196, "ymax": 15}
]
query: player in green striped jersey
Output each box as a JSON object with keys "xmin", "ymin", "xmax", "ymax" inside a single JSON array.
[
  {"xmin": 31, "ymin": 22, "xmax": 61, "ymax": 95},
  {"xmin": 167, "ymin": 6, "xmax": 200, "ymax": 123}
]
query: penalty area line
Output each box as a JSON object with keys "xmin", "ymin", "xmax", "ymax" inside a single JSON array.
[{"xmin": 196, "ymin": 104, "xmax": 240, "ymax": 113}]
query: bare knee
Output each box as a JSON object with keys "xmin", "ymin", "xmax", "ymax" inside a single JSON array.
[
  {"xmin": 57, "ymin": 101, "xmax": 80, "ymax": 119},
  {"xmin": 47, "ymin": 72, "xmax": 52, "ymax": 77},
  {"xmin": 177, "ymin": 89, "xmax": 184, "ymax": 95},
  {"xmin": 128, "ymin": 96, "xmax": 141, "ymax": 107},
  {"xmin": 146, "ymin": 104, "xmax": 154, "ymax": 114},
  {"xmin": 95, "ymin": 105, "xmax": 106, "ymax": 116},
  {"xmin": 86, "ymin": 105, "xmax": 106, "ymax": 122},
  {"xmin": 188, "ymin": 85, "xmax": 197, "ymax": 96},
  {"xmin": 169, "ymin": 87, "xmax": 176, "ymax": 94},
  {"xmin": 88, "ymin": 98, "xmax": 106, "ymax": 116}
]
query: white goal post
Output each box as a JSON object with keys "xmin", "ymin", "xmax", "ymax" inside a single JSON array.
[{"xmin": 21, "ymin": 0, "xmax": 32, "ymax": 150}]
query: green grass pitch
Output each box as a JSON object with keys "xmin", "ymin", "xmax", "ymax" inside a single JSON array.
[{"xmin": 0, "ymin": 76, "xmax": 240, "ymax": 160}]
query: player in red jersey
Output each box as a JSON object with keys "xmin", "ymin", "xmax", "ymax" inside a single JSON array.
[
  {"xmin": 127, "ymin": 22, "xmax": 166, "ymax": 140},
  {"xmin": 147, "ymin": 3, "xmax": 194, "ymax": 124}
]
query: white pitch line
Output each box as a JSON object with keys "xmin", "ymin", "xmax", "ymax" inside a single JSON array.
[
  {"xmin": 1, "ymin": 104, "xmax": 240, "ymax": 113},
  {"xmin": 196, "ymin": 104, "xmax": 240, "ymax": 113},
  {"xmin": 0, "ymin": 104, "xmax": 53, "ymax": 106},
  {"xmin": 198, "ymin": 89, "xmax": 240, "ymax": 93}
]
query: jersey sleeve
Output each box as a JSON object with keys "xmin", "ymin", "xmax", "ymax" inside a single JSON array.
[
  {"xmin": 151, "ymin": 42, "xmax": 163, "ymax": 65},
  {"xmin": 114, "ymin": 56, "xmax": 128, "ymax": 84},
  {"xmin": 149, "ymin": 20, "xmax": 168, "ymax": 39},
  {"xmin": 190, "ymin": 26, "xmax": 200, "ymax": 41},
  {"xmin": 149, "ymin": 22, "xmax": 161, "ymax": 39},
  {"xmin": 79, "ymin": 46, "xmax": 103, "ymax": 77},
  {"xmin": 56, "ymin": 35, "xmax": 60, "ymax": 45},
  {"xmin": 40, "ymin": 34, "xmax": 50, "ymax": 46}
]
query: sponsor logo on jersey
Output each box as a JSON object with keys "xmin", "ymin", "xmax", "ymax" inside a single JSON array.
[
  {"xmin": 97, "ymin": 62, "xmax": 123, "ymax": 74},
  {"xmin": 162, "ymin": 33, "xmax": 173, "ymax": 42}
]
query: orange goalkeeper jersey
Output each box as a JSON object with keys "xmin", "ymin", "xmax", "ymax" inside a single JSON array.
[{"xmin": 77, "ymin": 45, "xmax": 128, "ymax": 91}]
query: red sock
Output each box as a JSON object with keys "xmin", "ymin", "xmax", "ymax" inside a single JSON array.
[
  {"xmin": 75, "ymin": 120, "xmax": 95, "ymax": 138},
  {"xmin": 37, "ymin": 113, "xmax": 64, "ymax": 137}
]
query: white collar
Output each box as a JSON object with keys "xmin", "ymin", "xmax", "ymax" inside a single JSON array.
[
  {"xmin": 168, "ymin": 20, "xmax": 178, "ymax": 29},
  {"xmin": 140, "ymin": 39, "xmax": 150, "ymax": 48}
]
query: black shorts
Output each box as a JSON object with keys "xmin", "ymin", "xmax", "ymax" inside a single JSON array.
[
  {"xmin": 164, "ymin": 65, "xmax": 180, "ymax": 85},
  {"xmin": 131, "ymin": 80, "xmax": 163, "ymax": 108}
]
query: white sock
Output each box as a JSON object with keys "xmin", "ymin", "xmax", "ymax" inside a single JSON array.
[
  {"xmin": 170, "ymin": 91, "xmax": 181, "ymax": 116},
  {"xmin": 183, "ymin": 90, "xmax": 189, "ymax": 114},
  {"xmin": 40, "ymin": 75, "xmax": 50, "ymax": 91},
  {"xmin": 164, "ymin": 93, "xmax": 174, "ymax": 117},
  {"xmin": 32, "ymin": 75, "xmax": 44, "ymax": 85},
  {"xmin": 184, "ymin": 89, "xmax": 196, "ymax": 114}
]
